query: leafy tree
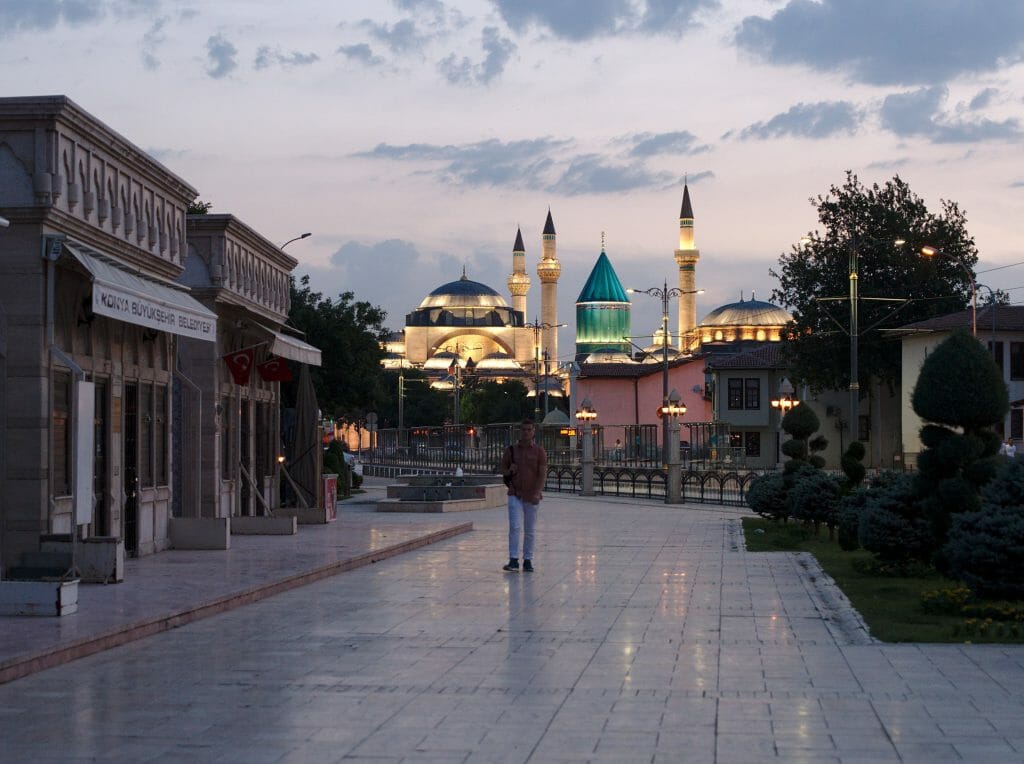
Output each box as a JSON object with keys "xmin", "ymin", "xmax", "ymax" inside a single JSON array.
[
  {"xmin": 283, "ymin": 275, "xmax": 389, "ymax": 422},
  {"xmin": 460, "ymin": 380, "xmax": 532, "ymax": 424},
  {"xmin": 376, "ymin": 370, "xmax": 450, "ymax": 428},
  {"xmin": 771, "ymin": 172, "xmax": 977, "ymax": 393}
]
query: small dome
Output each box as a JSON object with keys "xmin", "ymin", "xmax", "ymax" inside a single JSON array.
[
  {"xmin": 700, "ymin": 297, "xmax": 791, "ymax": 328},
  {"xmin": 476, "ymin": 352, "xmax": 522, "ymax": 371},
  {"xmin": 423, "ymin": 351, "xmax": 462, "ymax": 370},
  {"xmin": 583, "ymin": 351, "xmax": 635, "ymax": 364},
  {"xmin": 418, "ymin": 272, "xmax": 509, "ymax": 310}
]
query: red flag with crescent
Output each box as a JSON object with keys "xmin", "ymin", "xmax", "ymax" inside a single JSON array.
[
  {"xmin": 257, "ymin": 356, "xmax": 292, "ymax": 382},
  {"xmin": 223, "ymin": 348, "xmax": 255, "ymax": 385}
]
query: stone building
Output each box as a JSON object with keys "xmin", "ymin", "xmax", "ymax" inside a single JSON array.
[{"xmin": 0, "ymin": 96, "xmax": 215, "ymax": 571}]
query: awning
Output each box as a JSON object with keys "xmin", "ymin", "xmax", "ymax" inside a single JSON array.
[
  {"xmin": 64, "ymin": 242, "xmax": 217, "ymax": 342},
  {"xmin": 255, "ymin": 323, "xmax": 322, "ymax": 366}
]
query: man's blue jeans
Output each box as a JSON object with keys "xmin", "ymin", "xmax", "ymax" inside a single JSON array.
[{"xmin": 507, "ymin": 496, "xmax": 538, "ymax": 560}]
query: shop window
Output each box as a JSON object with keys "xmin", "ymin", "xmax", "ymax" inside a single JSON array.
[
  {"xmin": 155, "ymin": 385, "xmax": 168, "ymax": 486},
  {"xmin": 1010, "ymin": 342, "xmax": 1024, "ymax": 380},
  {"xmin": 744, "ymin": 379, "xmax": 760, "ymax": 410},
  {"xmin": 140, "ymin": 384, "xmax": 153, "ymax": 487},
  {"xmin": 53, "ymin": 371, "xmax": 72, "ymax": 496},
  {"xmin": 744, "ymin": 432, "xmax": 761, "ymax": 457}
]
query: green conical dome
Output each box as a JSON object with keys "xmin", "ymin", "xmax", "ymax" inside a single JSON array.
[{"xmin": 576, "ymin": 251, "xmax": 629, "ymax": 303}]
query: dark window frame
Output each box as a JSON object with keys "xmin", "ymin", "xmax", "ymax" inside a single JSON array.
[
  {"xmin": 727, "ymin": 378, "xmax": 743, "ymax": 410},
  {"xmin": 1010, "ymin": 342, "xmax": 1024, "ymax": 380},
  {"xmin": 744, "ymin": 378, "xmax": 760, "ymax": 410}
]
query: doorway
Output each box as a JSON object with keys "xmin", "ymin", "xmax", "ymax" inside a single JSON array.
[
  {"xmin": 93, "ymin": 380, "xmax": 109, "ymax": 536},
  {"xmin": 123, "ymin": 382, "xmax": 139, "ymax": 555}
]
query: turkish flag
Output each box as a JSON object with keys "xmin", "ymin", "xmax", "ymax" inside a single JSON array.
[
  {"xmin": 223, "ymin": 348, "xmax": 255, "ymax": 385},
  {"xmin": 257, "ymin": 356, "xmax": 292, "ymax": 382}
]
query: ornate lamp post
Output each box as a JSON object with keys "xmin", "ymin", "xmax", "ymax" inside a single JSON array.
[
  {"xmin": 770, "ymin": 376, "xmax": 799, "ymax": 468},
  {"xmin": 576, "ymin": 398, "xmax": 597, "ymax": 496},
  {"xmin": 627, "ymin": 281, "xmax": 703, "ymax": 467},
  {"xmin": 661, "ymin": 388, "xmax": 686, "ymax": 503}
]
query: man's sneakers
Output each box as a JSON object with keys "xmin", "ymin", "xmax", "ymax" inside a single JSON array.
[
  {"xmin": 502, "ymin": 558, "xmax": 519, "ymax": 572},
  {"xmin": 522, "ymin": 560, "xmax": 534, "ymax": 573}
]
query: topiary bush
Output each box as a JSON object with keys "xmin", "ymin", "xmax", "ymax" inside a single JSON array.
[
  {"xmin": 942, "ymin": 505, "xmax": 1024, "ymax": 599},
  {"xmin": 840, "ymin": 440, "xmax": 866, "ymax": 492},
  {"xmin": 780, "ymin": 404, "xmax": 829, "ymax": 475},
  {"xmin": 745, "ymin": 471, "xmax": 788, "ymax": 522},
  {"xmin": 981, "ymin": 458, "xmax": 1024, "ymax": 509},
  {"xmin": 855, "ymin": 471, "xmax": 934, "ymax": 564},
  {"xmin": 787, "ymin": 469, "xmax": 841, "ymax": 535}
]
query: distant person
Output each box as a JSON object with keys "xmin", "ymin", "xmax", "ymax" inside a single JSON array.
[
  {"xmin": 1000, "ymin": 438, "xmax": 1017, "ymax": 458},
  {"xmin": 499, "ymin": 420, "xmax": 547, "ymax": 573}
]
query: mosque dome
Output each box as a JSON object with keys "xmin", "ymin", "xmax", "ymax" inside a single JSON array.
[
  {"xmin": 700, "ymin": 296, "xmax": 791, "ymax": 328},
  {"xmin": 417, "ymin": 272, "xmax": 510, "ymax": 310},
  {"xmin": 475, "ymin": 352, "xmax": 523, "ymax": 371}
]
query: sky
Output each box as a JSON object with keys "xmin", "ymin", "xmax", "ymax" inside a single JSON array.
[{"xmin": 3, "ymin": 0, "xmax": 1024, "ymax": 360}]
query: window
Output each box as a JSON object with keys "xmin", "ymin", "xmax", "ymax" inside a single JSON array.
[
  {"xmin": 858, "ymin": 414, "xmax": 870, "ymax": 442},
  {"xmin": 1012, "ymin": 409, "xmax": 1023, "ymax": 441},
  {"xmin": 729, "ymin": 432, "xmax": 743, "ymax": 448},
  {"xmin": 1011, "ymin": 343, "xmax": 1024, "ymax": 380},
  {"xmin": 155, "ymin": 385, "xmax": 168, "ymax": 486},
  {"xmin": 988, "ymin": 341, "xmax": 1004, "ymax": 375},
  {"xmin": 140, "ymin": 384, "xmax": 154, "ymax": 487},
  {"xmin": 745, "ymin": 379, "xmax": 760, "ymax": 410},
  {"xmin": 221, "ymin": 396, "xmax": 233, "ymax": 479},
  {"xmin": 727, "ymin": 378, "xmax": 743, "ymax": 409},
  {"xmin": 53, "ymin": 371, "xmax": 72, "ymax": 496},
  {"xmin": 727, "ymin": 378, "xmax": 761, "ymax": 410},
  {"xmin": 744, "ymin": 432, "xmax": 761, "ymax": 457}
]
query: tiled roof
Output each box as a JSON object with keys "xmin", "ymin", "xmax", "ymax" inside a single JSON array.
[
  {"xmin": 704, "ymin": 343, "xmax": 783, "ymax": 371},
  {"xmin": 578, "ymin": 356, "xmax": 702, "ymax": 379},
  {"xmin": 896, "ymin": 305, "xmax": 1024, "ymax": 333}
]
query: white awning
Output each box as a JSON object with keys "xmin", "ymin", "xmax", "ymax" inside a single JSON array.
[
  {"xmin": 64, "ymin": 242, "xmax": 217, "ymax": 342},
  {"xmin": 256, "ymin": 323, "xmax": 322, "ymax": 367}
]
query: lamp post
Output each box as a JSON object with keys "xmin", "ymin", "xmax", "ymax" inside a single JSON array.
[
  {"xmin": 627, "ymin": 281, "xmax": 703, "ymax": 467},
  {"xmin": 921, "ymin": 245, "xmax": 976, "ymax": 337},
  {"xmin": 661, "ymin": 388, "xmax": 686, "ymax": 504},
  {"xmin": 281, "ymin": 232, "xmax": 311, "ymax": 249},
  {"xmin": 976, "ymin": 283, "xmax": 998, "ymax": 357},
  {"xmin": 525, "ymin": 319, "xmax": 566, "ymax": 419},
  {"xmin": 770, "ymin": 376, "xmax": 799, "ymax": 468},
  {"xmin": 811, "ymin": 236, "xmax": 904, "ymax": 444},
  {"xmin": 576, "ymin": 398, "xmax": 597, "ymax": 496}
]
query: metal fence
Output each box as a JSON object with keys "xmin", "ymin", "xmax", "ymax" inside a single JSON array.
[{"xmin": 363, "ymin": 423, "xmax": 769, "ymax": 507}]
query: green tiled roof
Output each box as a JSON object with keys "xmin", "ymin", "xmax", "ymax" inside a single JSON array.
[{"xmin": 576, "ymin": 251, "xmax": 629, "ymax": 303}]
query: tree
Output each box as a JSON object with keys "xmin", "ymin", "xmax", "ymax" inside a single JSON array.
[
  {"xmin": 771, "ymin": 172, "xmax": 977, "ymax": 393},
  {"xmin": 377, "ymin": 370, "xmax": 450, "ymax": 428},
  {"xmin": 283, "ymin": 275, "xmax": 389, "ymax": 422},
  {"xmin": 460, "ymin": 380, "xmax": 532, "ymax": 424}
]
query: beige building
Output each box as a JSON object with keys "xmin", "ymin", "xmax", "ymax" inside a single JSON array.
[{"xmin": 0, "ymin": 96, "xmax": 214, "ymax": 571}]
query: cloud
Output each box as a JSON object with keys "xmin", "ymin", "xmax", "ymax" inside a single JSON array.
[
  {"xmin": 140, "ymin": 16, "xmax": 167, "ymax": 70},
  {"xmin": 968, "ymin": 87, "xmax": 999, "ymax": 111},
  {"xmin": 735, "ymin": 0, "xmax": 1024, "ymax": 86},
  {"xmin": 438, "ymin": 26, "xmax": 515, "ymax": 85},
  {"xmin": 254, "ymin": 46, "xmax": 319, "ymax": 70},
  {"xmin": 489, "ymin": 0, "xmax": 716, "ymax": 40},
  {"xmin": 880, "ymin": 86, "xmax": 1023, "ymax": 143},
  {"xmin": 0, "ymin": 0, "xmax": 104, "ymax": 36},
  {"xmin": 359, "ymin": 17, "xmax": 431, "ymax": 55},
  {"xmin": 357, "ymin": 137, "xmax": 568, "ymax": 188},
  {"xmin": 551, "ymin": 155, "xmax": 674, "ymax": 195},
  {"xmin": 737, "ymin": 101, "xmax": 863, "ymax": 140},
  {"xmin": 1010, "ymin": 180, "xmax": 1024, "ymax": 188},
  {"xmin": 337, "ymin": 43, "xmax": 385, "ymax": 67},
  {"xmin": 205, "ymin": 34, "xmax": 237, "ymax": 78},
  {"xmin": 627, "ymin": 131, "xmax": 710, "ymax": 157}
]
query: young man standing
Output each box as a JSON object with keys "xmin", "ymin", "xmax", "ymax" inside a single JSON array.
[{"xmin": 500, "ymin": 420, "xmax": 547, "ymax": 572}]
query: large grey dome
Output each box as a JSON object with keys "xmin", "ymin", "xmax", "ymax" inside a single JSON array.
[{"xmin": 700, "ymin": 298, "xmax": 790, "ymax": 328}]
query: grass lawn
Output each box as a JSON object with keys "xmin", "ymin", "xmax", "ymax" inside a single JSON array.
[{"xmin": 742, "ymin": 517, "xmax": 1024, "ymax": 644}]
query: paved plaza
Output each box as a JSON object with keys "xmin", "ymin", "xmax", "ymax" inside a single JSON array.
[{"xmin": 2, "ymin": 479, "xmax": 1024, "ymax": 762}]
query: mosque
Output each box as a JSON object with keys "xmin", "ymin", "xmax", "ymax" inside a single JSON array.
[{"xmin": 381, "ymin": 185, "xmax": 792, "ymax": 409}]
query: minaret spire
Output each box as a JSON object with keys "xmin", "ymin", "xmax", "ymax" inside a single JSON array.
[
  {"xmin": 508, "ymin": 225, "xmax": 530, "ymax": 334},
  {"xmin": 674, "ymin": 182, "xmax": 700, "ymax": 350},
  {"xmin": 538, "ymin": 208, "xmax": 561, "ymax": 367}
]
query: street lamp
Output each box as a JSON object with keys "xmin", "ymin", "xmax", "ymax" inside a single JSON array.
[
  {"xmin": 812, "ymin": 236, "xmax": 905, "ymax": 444},
  {"xmin": 921, "ymin": 245, "xmax": 976, "ymax": 337},
  {"xmin": 281, "ymin": 232, "xmax": 312, "ymax": 249},
  {"xmin": 661, "ymin": 389, "xmax": 686, "ymax": 504},
  {"xmin": 576, "ymin": 398, "xmax": 597, "ymax": 496},
  {"xmin": 770, "ymin": 377, "xmax": 799, "ymax": 468},
  {"xmin": 525, "ymin": 319, "xmax": 566, "ymax": 418},
  {"xmin": 627, "ymin": 281, "xmax": 703, "ymax": 467}
]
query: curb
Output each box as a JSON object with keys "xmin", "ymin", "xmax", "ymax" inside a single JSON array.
[{"xmin": 0, "ymin": 522, "xmax": 473, "ymax": 685}]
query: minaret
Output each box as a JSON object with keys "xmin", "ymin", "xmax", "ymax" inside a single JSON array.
[
  {"xmin": 507, "ymin": 226, "xmax": 530, "ymax": 320},
  {"xmin": 673, "ymin": 184, "xmax": 700, "ymax": 349},
  {"xmin": 537, "ymin": 209, "xmax": 561, "ymax": 364}
]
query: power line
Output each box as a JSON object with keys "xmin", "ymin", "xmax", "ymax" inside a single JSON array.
[{"xmin": 977, "ymin": 260, "xmax": 1024, "ymax": 275}]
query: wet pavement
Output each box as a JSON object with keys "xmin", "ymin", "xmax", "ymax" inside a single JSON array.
[{"xmin": 1, "ymin": 477, "xmax": 1023, "ymax": 762}]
